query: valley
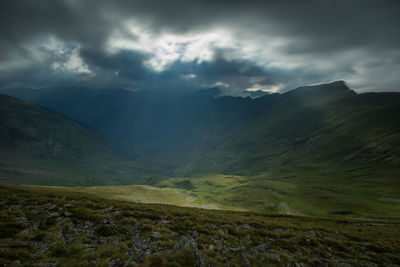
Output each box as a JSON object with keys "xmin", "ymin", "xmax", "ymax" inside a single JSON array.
[{"xmin": 1, "ymin": 81, "xmax": 400, "ymax": 218}]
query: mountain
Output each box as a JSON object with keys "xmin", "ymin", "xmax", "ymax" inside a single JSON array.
[
  {"xmin": 4, "ymin": 81, "xmax": 400, "ymax": 175},
  {"xmin": 243, "ymin": 89, "xmax": 269, "ymax": 98},
  {"xmin": 1, "ymin": 81, "xmax": 400, "ymax": 217},
  {"xmin": 0, "ymin": 93, "xmax": 111, "ymax": 158},
  {"xmin": 0, "ymin": 93, "xmax": 166, "ymax": 186}
]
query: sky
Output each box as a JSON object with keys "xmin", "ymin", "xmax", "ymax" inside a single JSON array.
[{"xmin": 0, "ymin": 0, "xmax": 399, "ymax": 95}]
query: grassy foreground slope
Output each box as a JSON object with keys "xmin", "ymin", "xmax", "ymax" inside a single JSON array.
[{"xmin": 1, "ymin": 185, "xmax": 400, "ymax": 266}]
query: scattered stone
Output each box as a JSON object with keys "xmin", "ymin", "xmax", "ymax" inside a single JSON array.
[
  {"xmin": 104, "ymin": 206, "xmax": 114, "ymax": 212},
  {"xmin": 173, "ymin": 236, "xmax": 204, "ymax": 267},
  {"xmin": 131, "ymin": 234, "xmax": 151, "ymax": 261},
  {"xmin": 84, "ymin": 220, "xmax": 94, "ymax": 228},
  {"xmin": 35, "ymin": 263, "xmax": 58, "ymax": 267},
  {"xmin": 267, "ymin": 252, "xmax": 281, "ymax": 263},
  {"xmin": 11, "ymin": 260, "xmax": 21, "ymax": 266},
  {"xmin": 255, "ymin": 243, "xmax": 268, "ymax": 253},
  {"xmin": 239, "ymin": 251, "xmax": 251, "ymax": 266},
  {"xmin": 243, "ymin": 224, "xmax": 251, "ymax": 229},
  {"xmin": 101, "ymin": 217, "xmax": 110, "ymax": 224},
  {"xmin": 20, "ymin": 229, "xmax": 30, "ymax": 235},
  {"xmin": 84, "ymin": 247, "xmax": 95, "ymax": 253},
  {"xmin": 192, "ymin": 230, "xmax": 199, "ymax": 238},
  {"xmin": 49, "ymin": 212, "xmax": 60, "ymax": 217},
  {"xmin": 152, "ymin": 231, "xmax": 160, "ymax": 238},
  {"xmin": 63, "ymin": 211, "xmax": 72, "ymax": 217}
]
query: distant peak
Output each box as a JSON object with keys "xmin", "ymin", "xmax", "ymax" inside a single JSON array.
[{"xmin": 290, "ymin": 80, "xmax": 354, "ymax": 94}]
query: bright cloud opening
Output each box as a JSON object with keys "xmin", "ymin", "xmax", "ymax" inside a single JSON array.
[
  {"xmin": 107, "ymin": 22, "xmax": 234, "ymax": 71},
  {"xmin": 246, "ymin": 83, "xmax": 284, "ymax": 93}
]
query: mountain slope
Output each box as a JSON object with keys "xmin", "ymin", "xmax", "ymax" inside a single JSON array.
[
  {"xmin": 0, "ymin": 93, "xmax": 111, "ymax": 158},
  {"xmin": 0, "ymin": 94, "xmax": 166, "ymax": 186},
  {"xmin": 186, "ymin": 81, "xmax": 400, "ymax": 174}
]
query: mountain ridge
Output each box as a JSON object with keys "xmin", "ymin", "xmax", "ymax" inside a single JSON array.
[{"xmin": 1, "ymin": 81, "xmax": 400, "ymax": 176}]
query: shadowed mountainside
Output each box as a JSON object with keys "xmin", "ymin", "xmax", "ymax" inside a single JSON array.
[
  {"xmin": 0, "ymin": 94, "xmax": 167, "ymax": 186},
  {"xmin": 3, "ymin": 81, "xmax": 400, "ymax": 176}
]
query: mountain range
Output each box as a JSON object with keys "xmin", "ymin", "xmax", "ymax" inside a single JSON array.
[
  {"xmin": 2, "ymin": 81, "xmax": 400, "ymax": 176},
  {"xmin": 1, "ymin": 81, "xmax": 400, "ymax": 217}
]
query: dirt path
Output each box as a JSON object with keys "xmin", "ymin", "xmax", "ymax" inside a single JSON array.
[
  {"xmin": 378, "ymin": 197, "xmax": 400, "ymax": 204},
  {"xmin": 280, "ymin": 202, "xmax": 293, "ymax": 215},
  {"xmin": 280, "ymin": 202, "xmax": 302, "ymax": 215}
]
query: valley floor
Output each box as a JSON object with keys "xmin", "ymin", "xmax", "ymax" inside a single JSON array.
[{"xmin": 1, "ymin": 185, "xmax": 400, "ymax": 266}]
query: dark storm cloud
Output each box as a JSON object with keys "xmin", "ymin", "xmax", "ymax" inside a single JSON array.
[
  {"xmin": 161, "ymin": 56, "xmax": 267, "ymax": 79},
  {"xmin": 0, "ymin": 0, "xmax": 399, "ymax": 93},
  {"xmin": 77, "ymin": 48, "xmax": 275, "ymax": 94},
  {"xmin": 80, "ymin": 49, "xmax": 149, "ymax": 80},
  {"xmin": 101, "ymin": 0, "xmax": 400, "ymax": 53}
]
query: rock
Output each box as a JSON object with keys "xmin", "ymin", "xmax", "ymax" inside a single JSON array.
[
  {"xmin": 36, "ymin": 263, "xmax": 58, "ymax": 267},
  {"xmin": 101, "ymin": 217, "xmax": 110, "ymax": 224},
  {"xmin": 64, "ymin": 211, "xmax": 72, "ymax": 217},
  {"xmin": 239, "ymin": 251, "xmax": 251, "ymax": 266},
  {"xmin": 49, "ymin": 212, "xmax": 60, "ymax": 217},
  {"xmin": 84, "ymin": 247, "xmax": 95, "ymax": 252},
  {"xmin": 124, "ymin": 257, "xmax": 137, "ymax": 267},
  {"xmin": 174, "ymin": 236, "xmax": 204, "ymax": 266},
  {"xmin": 255, "ymin": 243, "xmax": 268, "ymax": 253},
  {"xmin": 56, "ymin": 217, "xmax": 68, "ymax": 225},
  {"xmin": 131, "ymin": 234, "xmax": 151, "ymax": 262},
  {"xmin": 30, "ymin": 209, "xmax": 39, "ymax": 215},
  {"xmin": 32, "ymin": 221, "xmax": 40, "ymax": 230},
  {"xmin": 192, "ymin": 230, "xmax": 199, "ymax": 238},
  {"xmin": 20, "ymin": 229, "xmax": 30, "ymax": 235},
  {"xmin": 152, "ymin": 231, "xmax": 160, "ymax": 238},
  {"xmin": 161, "ymin": 220, "xmax": 170, "ymax": 224},
  {"xmin": 273, "ymin": 228, "xmax": 285, "ymax": 234},
  {"xmin": 104, "ymin": 206, "xmax": 114, "ymax": 212},
  {"xmin": 11, "ymin": 260, "xmax": 21, "ymax": 266},
  {"xmin": 267, "ymin": 252, "xmax": 281, "ymax": 263},
  {"xmin": 15, "ymin": 216, "xmax": 27, "ymax": 224},
  {"xmin": 63, "ymin": 203, "xmax": 73, "ymax": 208},
  {"xmin": 84, "ymin": 220, "xmax": 94, "ymax": 228}
]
